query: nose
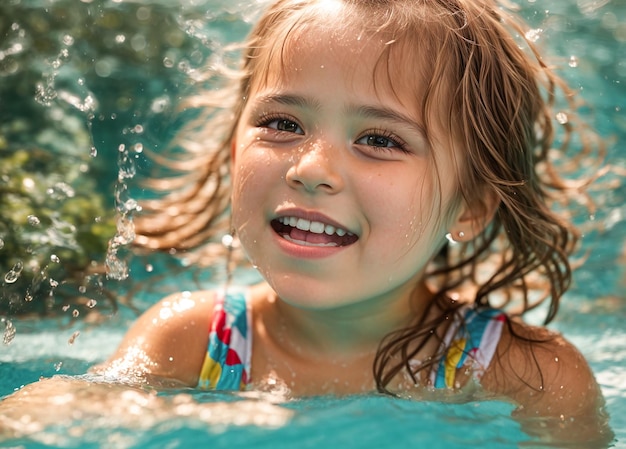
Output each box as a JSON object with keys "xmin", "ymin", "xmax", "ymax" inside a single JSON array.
[{"xmin": 285, "ymin": 141, "xmax": 344, "ymax": 194}]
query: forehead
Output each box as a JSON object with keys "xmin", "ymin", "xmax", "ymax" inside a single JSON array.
[{"xmin": 248, "ymin": 5, "xmax": 432, "ymax": 113}]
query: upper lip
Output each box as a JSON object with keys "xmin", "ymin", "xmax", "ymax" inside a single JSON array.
[{"xmin": 272, "ymin": 208, "xmax": 356, "ymax": 235}]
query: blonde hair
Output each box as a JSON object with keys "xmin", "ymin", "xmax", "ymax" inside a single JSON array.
[{"xmin": 134, "ymin": 0, "xmax": 604, "ymax": 392}]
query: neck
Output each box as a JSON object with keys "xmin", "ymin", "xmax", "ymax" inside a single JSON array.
[{"xmin": 265, "ymin": 281, "xmax": 433, "ymax": 358}]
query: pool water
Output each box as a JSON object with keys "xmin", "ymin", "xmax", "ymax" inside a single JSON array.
[{"xmin": 1, "ymin": 0, "xmax": 625, "ymax": 448}]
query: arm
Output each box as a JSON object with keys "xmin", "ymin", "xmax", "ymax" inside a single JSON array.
[
  {"xmin": 481, "ymin": 320, "xmax": 614, "ymax": 447},
  {"xmin": 90, "ymin": 290, "xmax": 215, "ymax": 387}
]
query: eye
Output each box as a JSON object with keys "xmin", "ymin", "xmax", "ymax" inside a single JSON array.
[
  {"xmin": 355, "ymin": 130, "xmax": 410, "ymax": 155},
  {"xmin": 258, "ymin": 114, "xmax": 304, "ymax": 135},
  {"xmin": 358, "ymin": 135, "xmax": 395, "ymax": 148}
]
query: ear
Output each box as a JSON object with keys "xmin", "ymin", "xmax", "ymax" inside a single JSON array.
[{"xmin": 448, "ymin": 189, "xmax": 500, "ymax": 242}]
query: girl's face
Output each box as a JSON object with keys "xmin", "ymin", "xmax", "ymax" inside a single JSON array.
[{"xmin": 231, "ymin": 21, "xmax": 466, "ymax": 312}]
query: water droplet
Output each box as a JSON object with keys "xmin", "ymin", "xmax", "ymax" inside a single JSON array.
[
  {"xmin": 27, "ymin": 215, "xmax": 41, "ymax": 226},
  {"xmin": 145, "ymin": 264, "xmax": 154, "ymax": 273},
  {"xmin": 50, "ymin": 254, "xmax": 60, "ymax": 263},
  {"xmin": 525, "ymin": 28, "xmax": 543, "ymax": 42},
  {"xmin": 0, "ymin": 239, "xmax": 4, "ymax": 249},
  {"xmin": 78, "ymin": 285, "xmax": 87, "ymax": 293},
  {"xmin": 123, "ymin": 198, "xmax": 138, "ymax": 212},
  {"xmin": 49, "ymin": 279, "xmax": 59, "ymax": 288},
  {"xmin": 62, "ymin": 34, "xmax": 74, "ymax": 46},
  {"xmin": 72, "ymin": 309, "xmax": 79, "ymax": 318},
  {"xmin": 22, "ymin": 177, "xmax": 35, "ymax": 189},
  {"xmin": 133, "ymin": 124, "xmax": 144, "ymax": 134},
  {"xmin": 4, "ymin": 262, "xmax": 23, "ymax": 284},
  {"xmin": 556, "ymin": 112, "xmax": 568, "ymax": 124},
  {"xmin": 68, "ymin": 331, "xmax": 80, "ymax": 345},
  {"xmin": 132, "ymin": 143, "xmax": 143, "ymax": 153},
  {"xmin": 222, "ymin": 234, "xmax": 234, "ymax": 248},
  {"xmin": 568, "ymin": 56, "xmax": 578, "ymax": 68},
  {"xmin": 2, "ymin": 319, "xmax": 16, "ymax": 345},
  {"xmin": 55, "ymin": 361, "xmax": 63, "ymax": 371},
  {"xmin": 86, "ymin": 299, "xmax": 97, "ymax": 308}
]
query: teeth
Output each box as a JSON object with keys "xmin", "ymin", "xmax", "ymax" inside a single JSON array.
[{"xmin": 278, "ymin": 216, "xmax": 352, "ymax": 237}]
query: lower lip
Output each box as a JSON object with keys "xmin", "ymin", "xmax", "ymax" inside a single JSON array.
[{"xmin": 271, "ymin": 230, "xmax": 350, "ymax": 259}]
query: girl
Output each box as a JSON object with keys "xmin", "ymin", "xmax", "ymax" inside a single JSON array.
[{"xmin": 5, "ymin": 0, "xmax": 612, "ymax": 445}]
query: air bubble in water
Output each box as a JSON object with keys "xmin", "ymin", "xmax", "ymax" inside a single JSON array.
[
  {"xmin": 78, "ymin": 285, "xmax": 87, "ymax": 293},
  {"xmin": 568, "ymin": 56, "xmax": 579, "ymax": 68},
  {"xmin": 556, "ymin": 112, "xmax": 568, "ymax": 124},
  {"xmin": 90, "ymin": 146, "xmax": 98, "ymax": 157},
  {"xmin": 86, "ymin": 299, "xmax": 97, "ymax": 308},
  {"xmin": 0, "ymin": 238, "xmax": 4, "ymax": 249},
  {"xmin": 49, "ymin": 278, "xmax": 59, "ymax": 288},
  {"xmin": 27, "ymin": 215, "xmax": 41, "ymax": 226},
  {"xmin": 55, "ymin": 361, "xmax": 63, "ymax": 371},
  {"xmin": 72, "ymin": 309, "xmax": 79, "ymax": 318},
  {"xmin": 145, "ymin": 264, "xmax": 154, "ymax": 272},
  {"xmin": 50, "ymin": 254, "xmax": 60, "ymax": 263}
]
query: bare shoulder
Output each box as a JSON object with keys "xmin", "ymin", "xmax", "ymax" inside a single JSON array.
[
  {"xmin": 480, "ymin": 319, "xmax": 613, "ymax": 445},
  {"xmin": 482, "ymin": 320, "xmax": 599, "ymax": 416},
  {"xmin": 91, "ymin": 290, "xmax": 217, "ymax": 387}
]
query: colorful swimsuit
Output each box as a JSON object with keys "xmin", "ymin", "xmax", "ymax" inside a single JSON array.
[
  {"xmin": 197, "ymin": 289, "xmax": 505, "ymax": 391},
  {"xmin": 197, "ymin": 288, "xmax": 252, "ymax": 390},
  {"xmin": 429, "ymin": 306, "xmax": 506, "ymax": 388}
]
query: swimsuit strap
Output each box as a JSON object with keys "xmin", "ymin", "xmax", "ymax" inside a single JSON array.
[
  {"xmin": 198, "ymin": 288, "xmax": 252, "ymax": 390},
  {"xmin": 430, "ymin": 306, "xmax": 506, "ymax": 389}
]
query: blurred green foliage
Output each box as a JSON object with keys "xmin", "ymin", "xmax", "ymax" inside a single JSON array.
[{"xmin": 0, "ymin": 119, "xmax": 117, "ymax": 316}]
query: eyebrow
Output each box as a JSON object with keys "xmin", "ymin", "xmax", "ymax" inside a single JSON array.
[
  {"xmin": 254, "ymin": 93, "xmax": 426, "ymax": 137},
  {"xmin": 350, "ymin": 105, "xmax": 426, "ymax": 138},
  {"xmin": 255, "ymin": 93, "xmax": 322, "ymax": 111}
]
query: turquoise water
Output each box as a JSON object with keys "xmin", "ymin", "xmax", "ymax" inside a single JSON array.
[{"xmin": 1, "ymin": 0, "xmax": 625, "ymax": 447}]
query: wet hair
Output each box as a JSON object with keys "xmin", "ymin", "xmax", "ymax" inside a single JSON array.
[{"xmin": 134, "ymin": 0, "xmax": 604, "ymax": 393}]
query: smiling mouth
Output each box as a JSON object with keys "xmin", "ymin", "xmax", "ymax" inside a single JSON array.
[{"xmin": 271, "ymin": 216, "xmax": 358, "ymax": 247}]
